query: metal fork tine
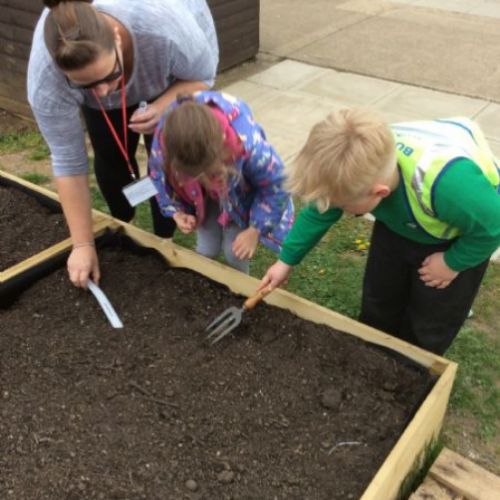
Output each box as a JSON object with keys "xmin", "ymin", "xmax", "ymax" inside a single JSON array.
[
  {"xmin": 210, "ymin": 321, "xmax": 239, "ymax": 344},
  {"xmin": 205, "ymin": 287, "xmax": 273, "ymax": 345},
  {"xmin": 205, "ymin": 306, "xmax": 241, "ymax": 343},
  {"xmin": 206, "ymin": 318, "xmax": 235, "ymax": 340},
  {"xmin": 206, "ymin": 310, "xmax": 233, "ymax": 333}
]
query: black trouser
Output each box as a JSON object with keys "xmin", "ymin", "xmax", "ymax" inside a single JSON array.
[
  {"xmin": 81, "ymin": 104, "xmax": 176, "ymax": 238},
  {"xmin": 359, "ymin": 221, "xmax": 489, "ymax": 355}
]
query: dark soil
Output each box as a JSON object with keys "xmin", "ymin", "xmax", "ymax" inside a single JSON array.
[
  {"xmin": 0, "ymin": 237, "xmax": 433, "ymax": 500},
  {"xmin": 0, "ymin": 185, "xmax": 68, "ymax": 270}
]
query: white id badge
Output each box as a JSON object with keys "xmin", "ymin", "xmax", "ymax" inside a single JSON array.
[{"xmin": 122, "ymin": 176, "xmax": 159, "ymax": 207}]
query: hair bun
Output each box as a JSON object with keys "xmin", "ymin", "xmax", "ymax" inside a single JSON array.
[{"xmin": 43, "ymin": 0, "xmax": 93, "ymax": 8}]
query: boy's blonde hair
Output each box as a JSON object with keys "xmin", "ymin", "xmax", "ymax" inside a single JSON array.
[{"xmin": 287, "ymin": 108, "xmax": 396, "ymax": 212}]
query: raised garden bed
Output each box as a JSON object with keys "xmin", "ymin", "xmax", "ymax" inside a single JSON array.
[
  {"xmin": 0, "ymin": 170, "xmax": 109, "ymax": 293},
  {"xmin": 0, "ymin": 224, "xmax": 456, "ymax": 499},
  {"xmin": 0, "ymin": 176, "xmax": 67, "ymax": 271}
]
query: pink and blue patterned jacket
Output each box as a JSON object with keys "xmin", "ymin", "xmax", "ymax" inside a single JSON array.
[{"xmin": 148, "ymin": 91, "xmax": 294, "ymax": 253}]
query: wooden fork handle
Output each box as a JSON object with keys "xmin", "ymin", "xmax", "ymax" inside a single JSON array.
[{"xmin": 243, "ymin": 286, "xmax": 273, "ymax": 311}]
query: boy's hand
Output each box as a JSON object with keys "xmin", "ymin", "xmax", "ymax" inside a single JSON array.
[
  {"xmin": 232, "ymin": 227, "xmax": 260, "ymax": 260},
  {"xmin": 418, "ymin": 252, "xmax": 458, "ymax": 289},
  {"xmin": 173, "ymin": 212, "xmax": 197, "ymax": 234},
  {"xmin": 258, "ymin": 260, "xmax": 293, "ymax": 291}
]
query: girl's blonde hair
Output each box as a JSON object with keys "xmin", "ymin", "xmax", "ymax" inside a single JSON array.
[{"xmin": 287, "ymin": 108, "xmax": 395, "ymax": 212}]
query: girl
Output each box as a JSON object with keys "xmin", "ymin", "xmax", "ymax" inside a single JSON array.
[
  {"xmin": 149, "ymin": 91, "xmax": 294, "ymax": 272},
  {"xmin": 28, "ymin": 0, "xmax": 218, "ymax": 287}
]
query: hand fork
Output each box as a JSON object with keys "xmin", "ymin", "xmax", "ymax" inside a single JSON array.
[{"xmin": 205, "ymin": 286, "xmax": 273, "ymax": 344}]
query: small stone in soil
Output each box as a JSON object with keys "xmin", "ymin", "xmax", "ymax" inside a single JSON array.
[
  {"xmin": 320, "ymin": 387, "xmax": 342, "ymax": 409},
  {"xmin": 382, "ymin": 381, "xmax": 398, "ymax": 392},
  {"xmin": 185, "ymin": 479, "xmax": 198, "ymax": 491},
  {"xmin": 217, "ymin": 470, "xmax": 235, "ymax": 483}
]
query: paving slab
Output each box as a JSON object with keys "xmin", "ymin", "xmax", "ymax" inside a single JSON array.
[
  {"xmin": 473, "ymin": 102, "xmax": 500, "ymax": 140},
  {"xmin": 219, "ymin": 80, "xmax": 282, "ymax": 109},
  {"xmin": 372, "ymin": 86, "xmax": 488, "ymax": 120},
  {"xmin": 394, "ymin": 0, "xmax": 500, "ymax": 19},
  {"xmin": 246, "ymin": 59, "xmax": 330, "ymax": 90},
  {"xmin": 469, "ymin": 2, "xmax": 500, "ymax": 19},
  {"xmin": 295, "ymin": 68, "xmax": 400, "ymax": 107}
]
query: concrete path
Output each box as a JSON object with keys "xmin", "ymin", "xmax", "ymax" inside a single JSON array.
[{"xmin": 260, "ymin": 0, "xmax": 500, "ymax": 103}]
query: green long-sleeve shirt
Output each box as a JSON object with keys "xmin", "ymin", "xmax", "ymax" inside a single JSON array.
[{"xmin": 280, "ymin": 159, "xmax": 500, "ymax": 271}]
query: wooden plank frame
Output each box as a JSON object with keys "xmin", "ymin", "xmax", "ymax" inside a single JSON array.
[
  {"xmin": 410, "ymin": 447, "xmax": 500, "ymax": 499},
  {"xmin": 428, "ymin": 448, "xmax": 500, "ymax": 499},
  {"xmin": 0, "ymin": 170, "xmax": 112, "ymax": 283},
  {"xmin": 1, "ymin": 176, "xmax": 457, "ymax": 499}
]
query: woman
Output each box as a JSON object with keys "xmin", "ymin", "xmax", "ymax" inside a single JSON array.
[
  {"xmin": 27, "ymin": 0, "xmax": 219, "ymax": 287},
  {"xmin": 149, "ymin": 91, "xmax": 294, "ymax": 273}
]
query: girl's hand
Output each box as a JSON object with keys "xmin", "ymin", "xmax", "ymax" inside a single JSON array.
[
  {"xmin": 67, "ymin": 245, "xmax": 100, "ymax": 288},
  {"xmin": 418, "ymin": 252, "xmax": 459, "ymax": 289},
  {"xmin": 258, "ymin": 260, "xmax": 293, "ymax": 291},
  {"xmin": 232, "ymin": 227, "xmax": 260, "ymax": 260},
  {"xmin": 129, "ymin": 101, "xmax": 161, "ymax": 135},
  {"xmin": 173, "ymin": 212, "xmax": 197, "ymax": 234}
]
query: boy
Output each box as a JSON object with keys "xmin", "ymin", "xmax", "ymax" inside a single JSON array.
[{"xmin": 259, "ymin": 108, "xmax": 500, "ymax": 355}]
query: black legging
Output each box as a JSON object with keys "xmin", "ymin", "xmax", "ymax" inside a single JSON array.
[
  {"xmin": 359, "ymin": 220, "xmax": 489, "ymax": 355},
  {"xmin": 81, "ymin": 103, "xmax": 176, "ymax": 238}
]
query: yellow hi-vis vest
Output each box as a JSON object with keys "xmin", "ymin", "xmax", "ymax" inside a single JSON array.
[{"xmin": 391, "ymin": 118, "xmax": 500, "ymax": 240}]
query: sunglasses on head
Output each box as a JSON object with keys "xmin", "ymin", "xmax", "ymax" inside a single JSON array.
[{"xmin": 66, "ymin": 47, "xmax": 123, "ymax": 90}]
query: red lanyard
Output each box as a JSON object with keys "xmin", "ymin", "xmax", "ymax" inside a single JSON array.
[{"xmin": 92, "ymin": 76, "xmax": 136, "ymax": 180}]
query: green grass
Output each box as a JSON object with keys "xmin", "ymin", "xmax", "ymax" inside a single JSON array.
[
  {"xmin": 0, "ymin": 131, "xmax": 50, "ymax": 160},
  {"xmin": 446, "ymin": 324, "xmax": 500, "ymax": 439},
  {"xmin": 90, "ymin": 185, "xmax": 109, "ymax": 213},
  {"xmin": 445, "ymin": 264, "xmax": 500, "ymax": 441},
  {"xmin": 28, "ymin": 143, "xmax": 50, "ymax": 161},
  {"xmin": 20, "ymin": 172, "xmax": 52, "ymax": 185},
  {"xmin": 397, "ymin": 439, "xmax": 443, "ymax": 500}
]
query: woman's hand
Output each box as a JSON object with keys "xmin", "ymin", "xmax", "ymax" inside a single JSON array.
[
  {"xmin": 173, "ymin": 212, "xmax": 197, "ymax": 234},
  {"xmin": 128, "ymin": 101, "xmax": 161, "ymax": 135},
  {"xmin": 418, "ymin": 252, "xmax": 459, "ymax": 289},
  {"xmin": 232, "ymin": 227, "xmax": 260, "ymax": 260},
  {"xmin": 67, "ymin": 245, "xmax": 100, "ymax": 288},
  {"xmin": 128, "ymin": 81, "xmax": 210, "ymax": 135},
  {"xmin": 258, "ymin": 260, "xmax": 293, "ymax": 291}
]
